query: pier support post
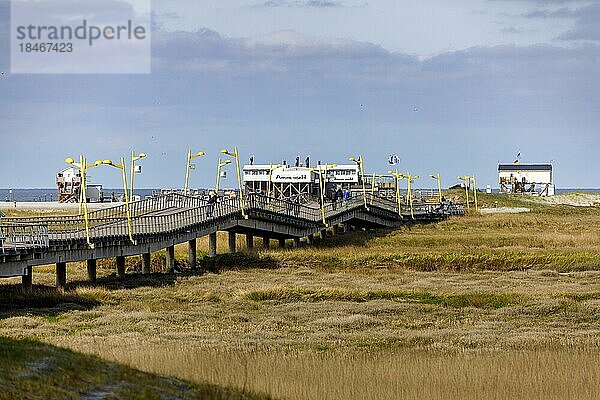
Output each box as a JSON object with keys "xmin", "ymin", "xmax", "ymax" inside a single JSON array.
[
  {"xmin": 188, "ymin": 239, "xmax": 197, "ymax": 270},
  {"xmin": 228, "ymin": 232, "xmax": 237, "ymax": 253},
  {"xmin": 166, "ymin": 246, "xmax": 175, "ymax": 272},
  {"xmin": 116, "ymin": 256, "xmax": 126, "ymax": 278},
  {"xmin": 56, "ymin": 262, "xmax": 66, "ymax": 289},
  {"xmin": 262, "ymin": 236, "xmax": 270, "ymax": 249},
  {"xmin": 279, "ymin": 238, "xmax": 286, "ymax": 248},
  {"xmin": 209, "ymin": 232, "xmax": 217, "ymax": 257},
  {"xmin": 246, "ymin": 234, "xmax": 254, "ymax": 249},
  {"xmin": 320, "ymin": 229, "xmax": 328, "ymax": 240},
  {"xmin": 293, "ymin": 238, "xmax": 300, "ymax": 248},
  {"xmin": 86, "ymin": 259, "xmax": 97, "ymax": 283},
  {"xmin": 306, "ymin": 234, "xmax": 314, "ymax": 245},
  {"xmin": 142, "ymin": 252, "xmax": 151, "ymax": 274},
  {"xmin": 22, "ymin": 267, "xmax": 32, "ymax": 292}
]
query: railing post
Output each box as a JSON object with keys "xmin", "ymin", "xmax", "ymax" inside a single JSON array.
[
  {"xmin": 22, "ymin": 266, "xmax": 32, "ymax": 292},
  {"xmin": 86, "ymin": 259, "xmax": 97, "ymax": 283},
  {"xmin": 56, "ymin": 262, "xmax": 67, "ymax": 289},
  {"xmin": 116, "ymin": 256, "xmax": 126, "ymax": 278},
  {"xmin": 306, "ymin": 234, "xmax": 314, "ymax": 245},
  {"xmin": 188, "ymin": 239, "xmax": 197, "ymax": 270},
  {"xmin": 166, "ymin": 246, "xmax": 175, "ymax": 272},
  {"xmin": 228, "ymin": 232, "xmax": 237, "ymax": 253},
  {"xmin": 333, "ymin": 225, "xmax": 341, "ymax": 235},
  {"xmin": 209, "ymin": 232, "xmax": 217, "ymax": 257},
  {"xmin": 142, "ymin": 252, "xmax": 151, "ymax": 274},
  {"xmin": 246, "ymin": 234, "xmax": 254, "ymax": 249}
]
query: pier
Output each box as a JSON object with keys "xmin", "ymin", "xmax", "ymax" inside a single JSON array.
[{"xmin": 0, "ymin": 192, "xmax": 463, "ymax": 288}]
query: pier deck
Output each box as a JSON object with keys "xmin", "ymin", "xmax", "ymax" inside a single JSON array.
[{"xmin": 0, "ymin": 193, "xmax": 463, "ymax": 285}]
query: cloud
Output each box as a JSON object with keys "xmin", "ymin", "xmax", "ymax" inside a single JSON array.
[
  {"xmin": 501, "ymin": 26, "xmax": 526, "ymax": 34},
  {"xmin": 523, "ymin": 3, "xmax": 600, "ymax": 41},
  {"xmin": 150, "ymin": 27, "xmax": 600, "ymax": 86},
  {"xmin": 558, "ymin": 4, "xmax": 600, "ymax": 40},
  {"xmin": 151, "ymin": 28, "xmax": 405, "ymax": 78},
  {"xmin": 493, "ymin": 0, "xmax": 589, "ymax": 3},
  {"xmin": 255, "ymin": 0, "xmax": 366, "ymax": 8}
]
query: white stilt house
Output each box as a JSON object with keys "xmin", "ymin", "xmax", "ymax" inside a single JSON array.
[
  {"xmin": 56, "ymin": 166, "xmax": 104, "ymax": 203},
  {"xmin": 243, "ymin": 164, "xmax": 317, "ymax": 203},
  {"xmin": 498, "ymin": 163, "xmax": 555, "ymax": 196},
  {"xmin": 56, "ymin": 166, "xmax": 82, "ymax": 203}
]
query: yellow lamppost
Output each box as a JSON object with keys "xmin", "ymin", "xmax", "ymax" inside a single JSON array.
[
  {"xmin": 184, "ymin": 150, "xmax": 206, "ymax": 195},
  {"xmin": 429, "ymin": 173, "xmax": 442, "ymax": 203},
  {"xmin": 316, "ymin": 163, "xmax": 337, "ymax": 225},
  {"xmin": 99, "ymin": 157, "xmax": 135, "ymax": 244},
  {"xmin": 221, "ymin": 147, "xmax": 246, "ymax": 219},
  {"xmin": 65, "ymin": 156, "xmax": 101, "ymax": 248},
  {"xmin": 370, "ymin": 173, "xmax": 384, "ymax": 205},
  {"xmin": 130, "ymin": 151, "xmax": 147, "ymax": 201},
  {"xmin": 215, "ymin": 158, "xmax": 232, "ymax": 193},
  {"xmin": 471, "ymin": 175, "xmax": 479, "ymax": 211},
  {"xmin": 349, "ymin": 156, "xmax": 368, "ymax": 210},
  {"xmin": 387, "ymin": 169, "xmax": 404, "ymax": 217},
  {"xmin": 401, "ymin": 173, "xmax": 420, "ymax": 219},
  {"xmin": 457, "ymin": 176, "xmax": 471, "ymax": 209},
  {"xmin": 266, "ymin": 163, "xmax": 282, "ymax": 199}
]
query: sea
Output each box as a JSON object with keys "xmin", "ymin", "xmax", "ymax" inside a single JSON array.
[
  {"xmin": 0, "ymin": 188, "xmax": 159, "ymax": 202},
  {"xmin": 0, "ymin": 188, "xmax": 599, "ymax": 202}
]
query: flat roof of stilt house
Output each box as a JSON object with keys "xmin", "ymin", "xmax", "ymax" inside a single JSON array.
[{"xmin": 498, "ymin": 164, "xmax": 552, "ymax": 171}]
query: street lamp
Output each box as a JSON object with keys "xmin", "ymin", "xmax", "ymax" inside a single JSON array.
[
  {"xmin": 457, "ymin": 176, "xmax": 472, "ymax": 209},
  {"xmin": 221, "ymin": 147, "xmax": 246, "ymax": 219},
  {"xmin": 184, "ymin": 150, "xmax": 206, "ymax": 195},
  {"xmin": 267, "ymin": 163, "xmax": 282, "ymax": 199},
  {"xmin": 370, "ymin": 173, "xmax": 384, "ymax": 205},
  {"xmin": 349, "ymin": 156, "xmax": 368, "ymax": 210},
  {"xmin": 99, "ymin": 157, "xmax": 135, "ymax": 244},
  {"xmin": 65, "ymin": 155, "xmax": 101, "ymax": 248},
  {"xmin": 215, "ymin": 158, "xmax": 231, "ymax": 193},
  {"xmin": 130, "ymin": 151, "xmax": 147, "ymax": 201},
  {"xmin": 429, "ymin": 173, "xmax": 442, "ymax": 203},
  {"xmin": 470, "ymin": 175, "xmax": 479, "ymax": 211},
  {"xmin": 387, "ymin": 169, "xmax": 404, "ymax": 217},
  {"xmin": 316, "ymin": 163, "xmax": 337, "ymax": 225},
  {"xmin": 401, "ymin": 173, "xmax": 420, "ymax": 219}
]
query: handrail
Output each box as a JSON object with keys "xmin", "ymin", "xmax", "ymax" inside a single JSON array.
[
  {"xmin": 0, "ymin": 223, "xmax": 49, "ymax": 254},
  {"xmin": 1, "ymin": 192, "xmax": 463, "ymax": 248}
]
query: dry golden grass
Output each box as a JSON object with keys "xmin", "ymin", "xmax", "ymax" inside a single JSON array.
[
  {"xmin": 72, "ymin": 344, "xmax": 600, "ymax": 400},
  {"xmin": 2, "ymin": 197, "xmax": 600, "ymax": 399}
]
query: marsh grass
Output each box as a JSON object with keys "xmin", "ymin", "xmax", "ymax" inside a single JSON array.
[
  {"xmin": 0, "ymin": 336, "xmax": 270, "ymax": 400},
  {"xmin": 264, "ymin": 210, "xmax": 600, "ymax": 272},
  {"xmin": 245, "ymin": 287, "xmax": 522, "ymax": 309},
  {"xmin": 0, "ymin": 286, "xmax": 101, "ymax": 313},
  {"xmin": 75, "ymin": 343, "xmax": 600, "ymax": 400},
  {"xmin": 2, "ymin": 194, "xmax": 600, "ymax": 399}
]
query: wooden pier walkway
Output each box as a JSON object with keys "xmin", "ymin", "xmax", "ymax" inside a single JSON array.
[{"xmin": 0, "ymin": 193, "xmax": 463, "ymax": 288}]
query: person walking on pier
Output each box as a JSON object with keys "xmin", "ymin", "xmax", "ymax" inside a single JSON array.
[
  {"xmin": 335, "ymin": 186, "xmax": 344, "ymax": 209},
  {"xmin": 330, "ymin": 189, "xmax": 337, "ymax": 211},
  {"xmin": 343, "ymin": 188, "xmax": 351, "ymax": 206},
  {"xmin": 206, "ymin": 191, "xmax": 217, "ymax": 217}
]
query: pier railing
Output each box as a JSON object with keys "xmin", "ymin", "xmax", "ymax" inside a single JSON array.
[
  {"xmin": 0, "ymin": 223, "xmax": 49, "ymax": 254},
  {"xmin": 1, "ymin": 192, "xmax": 463, "ymax": 246}
]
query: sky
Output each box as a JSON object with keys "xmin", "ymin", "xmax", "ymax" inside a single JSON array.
[{"xmin": 0, "ymin": 0, "xmax": 599, "ymax": 189}]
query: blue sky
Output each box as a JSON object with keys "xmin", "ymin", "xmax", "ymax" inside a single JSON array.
[{"xmin": 1, "ymin": 0, "xmax": 599, "ymax": 189}]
